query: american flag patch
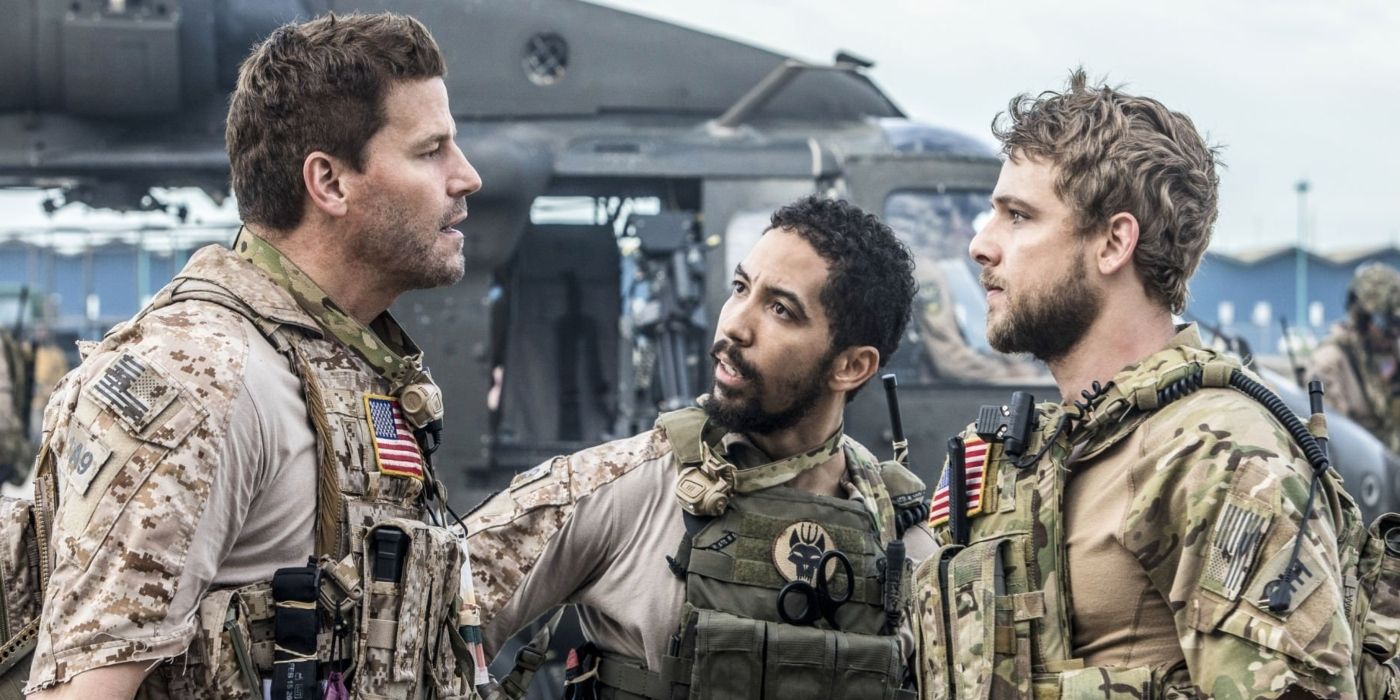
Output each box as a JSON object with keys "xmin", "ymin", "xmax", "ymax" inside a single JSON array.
[
  {"xmin": 91, "ymin": 353, "xmax": 175, "ymax": 430},
  {"xmin": 1205, "ymin": 500, "xmax": 1269, "ymax": 600},
  {"xmin": 364, "ymin": 395, "xmax": 425, "ymax": 480},
  {"xmin": 928, "ymin": 435, "xmax": 989, "ymax": 526}
]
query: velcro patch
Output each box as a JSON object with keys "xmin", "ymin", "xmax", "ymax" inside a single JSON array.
[
  {"xmin": 509, "ymin": 461, "xmax": 553, "ymax": 491},
  {"xmin": 90, "ymin": 353, "xmax": 177, "ymax": 434},
  {"xmin": 1202, "ymin": 497, "xmax": 1273, "ymax": 601},
  {"xmin": 364, "ymin": 395, "xmax": 425, "ymax": 481},
  {"xmin": 1245, "ymin": 539, "xmax": 1325, "ymax": 617},
  {"xmin": 61, "ymin": 420, "xmax": 112, "ymax": 497}
]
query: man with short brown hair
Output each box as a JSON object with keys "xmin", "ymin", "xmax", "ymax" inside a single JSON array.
[{"xmin": 26, "ymin": 12, "xmax": 482, "ymax": 699}]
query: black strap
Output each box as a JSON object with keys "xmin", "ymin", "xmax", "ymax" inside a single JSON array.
[
  {"xmin": 493, "ymin": 608, "xmax": 565, "ymax": 700},
  {"xmin": 270, "ymin": 562, "xmax": 319, "ymax": 700},
  {"xmin": 666, "ymin": 512, "xmax": 711, "ymax": 578}
]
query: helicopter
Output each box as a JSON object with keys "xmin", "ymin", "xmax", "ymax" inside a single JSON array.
[{"xmin": 0, "ymin": 0, "xmax": 1393, "ymax": 527}]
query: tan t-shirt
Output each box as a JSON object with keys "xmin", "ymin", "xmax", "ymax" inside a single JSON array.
[
  {"xmin": 467, "ymin": 430, "xmax": 937, "ymax": 669},
  {"xmin": 28, "ymin": 306, "xmax": 316, "ymax": 690},
  {"xmin": 1065, "ymin": 429, "xmax": 1183, "ymax": 669}
]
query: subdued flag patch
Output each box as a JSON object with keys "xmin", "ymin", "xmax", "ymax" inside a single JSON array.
[
  {"xmin": 364, "ymin": 394, "xmax": 425, "ymax": 480},
  {"xmin": 1204, "ymin": 499, "xmax": 1271, "ymax": 600},
  {"xmin": 928, "ymin": 435, "xmax": 989, "ymax": 526},
  {"xmin": 91, "ymin": 352, "xmax": 176, "ymax": 431}
]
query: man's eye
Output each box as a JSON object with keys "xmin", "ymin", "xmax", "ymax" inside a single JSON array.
[
  {"xmin": 731, "ymin": 280, "xmax": 747, "ymax": 295},
  {"xmin": 1010, "ymin": 210, "xmax": 1028, "ymax": 224},
  {"xmin": 771, "ymin": 302, "xmax": 791, "ymax": 318}
]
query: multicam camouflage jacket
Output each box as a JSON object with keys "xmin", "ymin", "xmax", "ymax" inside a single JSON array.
[
  {"xmin": 1307, "ymin": 321, "xmax": 1400, "ymax": 454},
  {"xmin": 914, "ymin": 325, "xmax": 1400, "ymax": 699},
  {"xmin": 18, "ymin": 231, "xmax": 478, "ymax": 699}
]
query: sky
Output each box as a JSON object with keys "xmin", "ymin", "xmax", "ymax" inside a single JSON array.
[
  {"xmin": 594, "ymin": 0, "xmax": 1400, "ymax": 254},
  {"xmin": 2, "ymin": 1, "xmax": 1396, "ymax": 254}
]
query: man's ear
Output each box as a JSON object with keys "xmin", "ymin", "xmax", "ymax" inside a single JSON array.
[
  {"xmin": 1097, "ymin": 212, "xmax": 1140, "ymax": 276},
  {"xmin": 303, "ymin": 151, "xmax": 349, "ymax": 218},
  {"xmin": 829, "ymin": 345, "xmax": 880, "ymax": 395}
]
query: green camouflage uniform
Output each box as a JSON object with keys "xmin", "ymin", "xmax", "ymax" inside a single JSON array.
[
  {"xmin": 914, "ymin": 325, "xmax": 1374, "ymax": 699},
  {"xmin": 1306, "ymin": 264, "xmax": 1400, "ymax": 454}
]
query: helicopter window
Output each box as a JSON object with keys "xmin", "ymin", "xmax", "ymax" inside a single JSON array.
[
  {"xmin": 884, "ymin": 189, "xmax": 1047, "ymax": 381},
  {"xmin": 884, "ymin": 190, "xmax": 990, "ymax": 262}
]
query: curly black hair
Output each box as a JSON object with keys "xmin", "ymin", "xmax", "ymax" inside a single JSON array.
[{"xmin": 769, "ymin": 195, "xmax": 917, "ymax": 383}]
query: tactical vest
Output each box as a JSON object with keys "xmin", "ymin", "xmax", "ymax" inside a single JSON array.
[
  {"xmin": 912, "ymin": 342, "xmax": 1400, "ymax": 699},
  {"xmin": 1, "ymin": 242, "xmax": 481, "ymax": 700},
  {"xmin": 559, "ymin": 407, "xmax": 924, "ymax": 700}
]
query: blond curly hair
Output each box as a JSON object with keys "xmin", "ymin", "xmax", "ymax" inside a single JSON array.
[{"xmin": 993, "ymin": 69, "xmax": 1221, "ymax": 315}]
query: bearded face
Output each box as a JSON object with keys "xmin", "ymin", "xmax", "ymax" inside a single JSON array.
[
  {"xmin": 705, "ymin": 337, "xmax": 834, "ymax": 435},
  {"xmin": 983, "ymin": 243, "xmax": 1103, "ymax": 363}
]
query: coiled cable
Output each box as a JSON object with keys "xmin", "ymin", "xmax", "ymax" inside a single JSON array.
[{"xmin": 1151, "ymin": 364, "xmax": 1330, "ymax": 612}]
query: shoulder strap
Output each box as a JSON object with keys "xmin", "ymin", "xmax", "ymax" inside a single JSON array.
[{"xmin": 654, "ymin": 408, "xmax": 708, "ymax": 470}]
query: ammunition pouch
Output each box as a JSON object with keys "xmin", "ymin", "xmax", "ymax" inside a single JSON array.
[
  {"xmin": 355, "ymin": 518, "xmax": 470, "ymax": 699},
  {"xmin": 683, "ymin": 608, "xmax": 903, "ymax": 700},
  {"xmin": 184, "ymin": 518, "xmax": 475, "ymax": 699},
  {"xmin": 912, "ymin": 539, "xmax": 1196, "ymax": 700},
  {"xmin": 1355, "ymin": 514, "xmax": 1400, "ymax": 698}
]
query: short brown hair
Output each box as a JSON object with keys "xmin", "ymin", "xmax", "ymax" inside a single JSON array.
[
  {"xmin": 226, "ymin": 12, "xmax": 445, "ymax": 232},
  {"xmin": 993, "ymin": 69, "xmax": 1220, "ymax": 314}
]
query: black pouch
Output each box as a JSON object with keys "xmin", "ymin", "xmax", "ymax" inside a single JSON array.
[{"xmin": 271, "ymin": 561, "xmax": 320, "ymax": 700}]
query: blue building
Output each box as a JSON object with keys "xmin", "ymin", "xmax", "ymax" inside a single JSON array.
[{"xmin": 1188, "ymin": 245, "xmax": 1400, "ymax": 355}]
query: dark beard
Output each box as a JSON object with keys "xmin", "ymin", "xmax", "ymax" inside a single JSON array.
[
  {"xmin": 704, "ymin": 339, "xmax": 832, "ymax": 435},
  {"xmin": 348, "ymin": 198, "xmax": 466, "ymax": 290},
  {"xmin": 985, "ymin": 252, "xmax": 1101, "ymax": 363}
]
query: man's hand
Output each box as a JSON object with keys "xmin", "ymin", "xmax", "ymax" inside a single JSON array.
[{"xmin": 26, "ymin": 661, "xmax": 147, "ymax": 699}]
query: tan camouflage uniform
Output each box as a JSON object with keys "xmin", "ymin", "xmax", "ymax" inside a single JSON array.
[
  {"xmin": 466, "ymin": 427, "xmax": 938, "ymax": 671},
  {"xmin": 914, "ymin": 325, "xmax": 1365, "ymax": 699},
  {"xmin": 26, "ymin": 230, "xmax": 472, "ymax": 697}
]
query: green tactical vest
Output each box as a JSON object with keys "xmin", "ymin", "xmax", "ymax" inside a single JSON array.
[
  {"xmin": 577, "ymin": 407, "xmax": 923, "ymax": 700},
  {"xmin": 911, "ymin": 339, "xmax": 1400, "ymax": 699}
]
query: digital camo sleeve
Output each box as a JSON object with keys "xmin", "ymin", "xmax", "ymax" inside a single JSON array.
[
  {"xmin": 465, "ymin": 428, "xmax": 669, "ymax": 657},
  {"xmin": 27, "ymin": 305, "xmax": 253, "ymax": 691}
]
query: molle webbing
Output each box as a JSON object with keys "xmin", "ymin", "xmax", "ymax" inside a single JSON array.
[{"xmin": 684, "ymin": 509, "xmax": 884, "ymax": 606}]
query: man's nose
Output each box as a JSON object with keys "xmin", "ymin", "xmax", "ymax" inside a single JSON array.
[
  {"xmin": 716, "ymin": 298, "xmax": 754, "ymax": 347},
  {"xmin": 450, "ymin": 141, "xmax": 482, "ymax": 198},
  {"xmin": 969, "ymin": 218, "xmax": 999, "ymax": 268}
]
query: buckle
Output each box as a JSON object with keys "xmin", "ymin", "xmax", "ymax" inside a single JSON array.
[
  {"xmin": 516, "ymin": 643, "xmax": 547, "ymax": 672},
  {"xmin": 317, "ymin": 554, "xmax": 363, "ymax": 617}
]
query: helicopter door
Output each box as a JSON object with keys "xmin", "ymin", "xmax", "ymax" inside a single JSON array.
[{"xmin": 493, "ymin": 223, "xmax": 620, "ymax": 473}]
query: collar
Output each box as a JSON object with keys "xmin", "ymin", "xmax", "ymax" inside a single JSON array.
[
  {"xmin": 233, "ymin": 227, "xmax": 429, "ymax": 391},
  {"xmin": 701, "ymin": 423, "xmax": 845, "ymax": 494}
]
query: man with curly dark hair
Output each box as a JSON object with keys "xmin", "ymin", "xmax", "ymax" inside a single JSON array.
[{"xmin": 466, "ymin": 195, "xmax": 934, "ymax": 699}]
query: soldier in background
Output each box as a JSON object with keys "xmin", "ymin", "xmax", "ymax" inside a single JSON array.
[
  {"xmin": 0, "ymin": 329, "xmax": 32, "ymax": 485},
  {"xmin": 23, "ymin": 12, "xmax": 483, "ymax": 698},
  {"xmin": 914, "ymin": 70, "xmax": 1367, "ymax": 698},
  {"xmin": 1306, "ymin": 262, "xmax": 1400, "ymax": 452},
  {"xmin": 467, "ymin": 196, "xmax": 934, "ymax": 699}
]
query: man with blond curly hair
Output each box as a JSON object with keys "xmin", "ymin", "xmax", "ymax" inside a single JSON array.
[{"xmin": 913, "ymin": 70, "xmax": 1370, "ymax": 699}]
